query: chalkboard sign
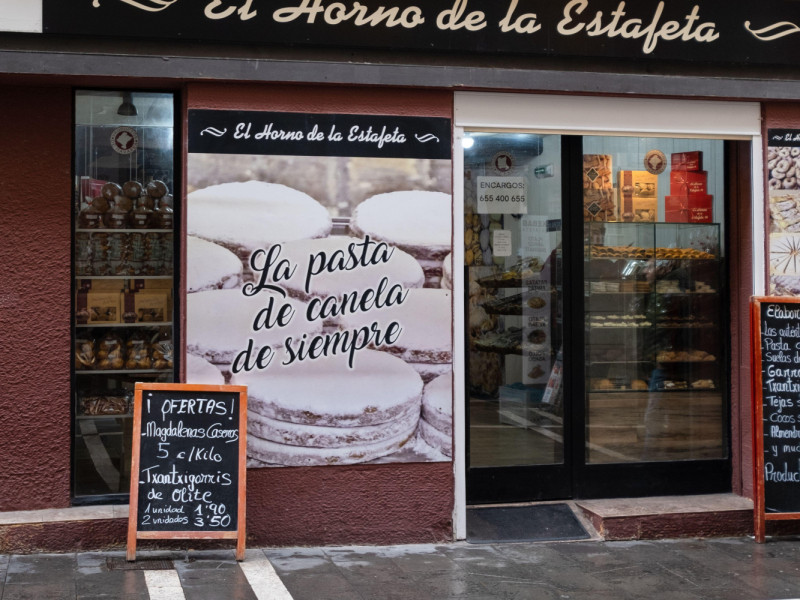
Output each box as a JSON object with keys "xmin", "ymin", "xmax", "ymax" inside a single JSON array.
[
  {"xmin": 751, "ymin": 297, "xmax": 800, "ymax": 542},
  {"xmin": 127, "ymin": 383, "xmax": 247, "ymax": 560}
]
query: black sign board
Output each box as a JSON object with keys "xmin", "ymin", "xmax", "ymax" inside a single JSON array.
[
  {"xmin": 768, "ymin": 130, "xmax": 800, "ymax": 148},
  {"xmin": 127, "ymin": 383, "xmax": 247, "ymax": 561},
  {"xmin": 42, "ymin": 0, "xmax": 800, "ymax": 68},
  {"xmin": 751, "ymin": 297, "xmax": 800, "ymax": 542},
  {"xmin": 189, "ymin": 110, "xmax": 451, "ymax": 160}
]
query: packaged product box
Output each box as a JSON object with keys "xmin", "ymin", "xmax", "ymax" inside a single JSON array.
[
  {"xmin": 132, "ymin": 279, "xmax": 173, "ymax": 320},
  {"xmin": 670, "ymin": 170, "xmax": 708, "ymax": 196},
  {"xmin": 132, "ymin": 278, "xmax": 172, "ymax": 292},
  {"xmin": 619, "ymin": 170, "xmax": 658, "ymax": 222},
  {"xmin": 583, "ymin": 155, "xmax": 615, "ymax": 221},
  {"xmin": 665, "ymin": 195, "xmax": 713, "ymax": 223},
  {"xmin": 583, "ymin": 154, "xmax": 613, "ymax": 190},
  {"xmin": 77, "ymin": 279, "xmax": 125, "ymax": 293},
  {"xmin": 583, "ymin": 189, "xmax": 617, "ymax": 222},
  {"xmin": 77, "ymin": 291, "xmax": 120, "ymax": 324},
  {"xmin": 671, "ymin": 151, "xmax": 703, "ymax": 172},
  {"xmin": 121, "ymin": 291, "xmax": 169, "ymax": 323}
]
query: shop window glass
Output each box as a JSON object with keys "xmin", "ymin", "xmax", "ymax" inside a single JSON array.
[
  {"xmin": 72, "ymin": 90, "xmax": 176, "ymax": 501},
  {"xmin": 583, "ymin": 137, "xmax": 727, "ymax": 464}
]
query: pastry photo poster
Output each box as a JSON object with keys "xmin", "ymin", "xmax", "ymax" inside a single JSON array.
[
  {"xmin": 185, "ymin": 110, "xmax": 453, "ymax": 467},
  {"xmin": 768, "ymin": 129, "xmax": 800, "ymax": 297}
]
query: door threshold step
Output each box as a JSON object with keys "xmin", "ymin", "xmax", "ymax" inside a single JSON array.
[{"xmin": 575, "ymin": 493, "xmax": 754, "ymax": 540}]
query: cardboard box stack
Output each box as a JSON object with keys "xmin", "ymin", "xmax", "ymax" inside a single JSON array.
[
  {"xmin": 665, "ymin": 151, "xmax": 712, "ymax": 223},
  {"xmin": 618, "ymin": 170, "xmax": 658, "ymax": 222},
  {"xmin": 583, "ymin": 154, "xmax": 616, "ymax": 221}
]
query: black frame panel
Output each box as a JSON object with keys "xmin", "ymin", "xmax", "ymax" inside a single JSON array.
[{"xmin": 466, "ymin": 135, "xmax": 734, "ymax": 503}]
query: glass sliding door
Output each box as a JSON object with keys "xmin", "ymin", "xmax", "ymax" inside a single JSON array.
[{"xmin": 464, "ymin": 132, "xmax": 569, "ymax": 502}]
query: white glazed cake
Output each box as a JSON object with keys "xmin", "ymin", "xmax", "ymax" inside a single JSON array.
[
  {"xmin": 419, "ymin": 373, "xmax": 452, "ymax": 457},
  {"xmin": 247, "ymin": 402, "xmax": 420, "ymax": 448},
  {"xmin": 185, "ymin": 353, "xmax": 225, "ymax": 385},
  {"xmin": 262, "ymin": 235, "xmax": 424, "ymax": 300},
  {"xmin": 232, "ymin": 349, "xmax": 423, "ymax": 427},
  {"xmin": 187, "ymin": 235, "xmax": 243, "ymax": 292},
  {"xmin": 233, "ymin": 349, "xmax": 424, "ymax": 467},
  {"xmin": 188, "ymin": 180, "xmax": 332, "ymax": 258},
  {"xmin": 247, "ymin": 424, "xmax": 418, "ymax": 467},
  {"xmin": 441, "ymin": 252, "xmax": 453, "ymax": 290},
  {"xmin": 350, "ymin": 191, "xmax": 452, "ymax": 264},
  {"xmin": 418, "ymin": 419, "xmax": 451, "ymax": 458},
  {"xmin": 421, "ymin": 373, "xmax": 452, "ymax": 435},
  {"xmin": 336, "ymin": 288, "xmax": 452, "ymax": 365},
  {"xmin": 186, "ymin": 288, "xmax": 322, "ymax": 365}
]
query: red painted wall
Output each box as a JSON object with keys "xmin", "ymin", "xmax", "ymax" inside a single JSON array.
[
  {"xmin": 0, "ymin": 86, "xmax": 73, "ymax": 510},
  {"xmin": 185, "ymin": 83, "xmax": 456, "ymax": 546}
]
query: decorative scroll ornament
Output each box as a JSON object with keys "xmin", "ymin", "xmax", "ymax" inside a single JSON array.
[
  {"xmin": 200, "ymin": 127, "xmax": 228, "ymax": 138},
  {"xmin": 92, "ymin": 0, "xmax": 179, "ymax": 11},
  {"xmin": 745, "ymin": 20, "xmax": 800, "ymax": 41},
  {"xmin": 415, "ymin": 133, "xmax": 441, "ymax": 143}
]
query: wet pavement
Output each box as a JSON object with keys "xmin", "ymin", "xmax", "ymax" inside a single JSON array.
[{"xmin": 2, "ymin": 537, "xmax": 800, "ymax": 599}]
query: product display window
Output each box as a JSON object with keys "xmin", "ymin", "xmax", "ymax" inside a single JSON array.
[
  {"xmin": 464, "ymin": 132, "xmax": 730, "ymax": 501},
  {"xmin": 72, "ymin": 90, "xmax": 176, "ymax": 501},
  {"xmin": 582, "ymin": 137, "xmax": 727, "ymax": 464}
]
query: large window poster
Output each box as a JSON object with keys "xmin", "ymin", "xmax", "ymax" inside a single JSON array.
[
  {"xmin": 186, "ymin": 110, "xmax": 453, "ymax": 468},
  {"xmin": 768, "ymin": 130, "xmax": 800, "ymax": 297}
]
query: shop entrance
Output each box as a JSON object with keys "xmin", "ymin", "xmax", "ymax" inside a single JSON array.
[{"xmin": 463, "ymin": 132, "xmax": 732, "ymax": 504}]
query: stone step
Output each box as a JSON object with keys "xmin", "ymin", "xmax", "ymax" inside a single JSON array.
[{"xmin": 576, "ymin": 493, "xmax": 754, "ymax": 540}]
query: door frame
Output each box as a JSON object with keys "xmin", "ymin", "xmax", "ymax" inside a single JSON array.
[{"xmin": 452, "ymin": 92, "xmax": 763, "ymax": 540}]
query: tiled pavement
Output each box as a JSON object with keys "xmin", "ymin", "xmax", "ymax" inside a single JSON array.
[{"xmin": 3, "ymin": 537, "xmax": 800, "ymax": 599}]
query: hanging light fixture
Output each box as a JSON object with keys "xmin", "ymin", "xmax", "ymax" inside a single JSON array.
[{"xmin": 117, "ymin": 92, "xmax": 138, "ymax": 116}]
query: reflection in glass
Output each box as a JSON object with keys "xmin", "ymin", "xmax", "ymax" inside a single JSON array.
[
  {"xmin": 584, "ymin": 221, "xmax": 726, "ymax": 463},
  {"xmin": 72, "ymin": 90, "xmax": 176, "ymax": 499},
  {"xmin": 464, "ymin": 133, "xmax": 564, "ymax": 468}
]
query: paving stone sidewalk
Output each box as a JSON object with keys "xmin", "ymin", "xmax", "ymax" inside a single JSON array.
[{"xmin": 2, "ymin": 537, "xmax": 800, "ymax": 599}]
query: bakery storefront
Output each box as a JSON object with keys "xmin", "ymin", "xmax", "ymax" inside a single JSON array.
[{"xmin": 3, "ymin": 1, "xmax": 800, "ymax": 550}]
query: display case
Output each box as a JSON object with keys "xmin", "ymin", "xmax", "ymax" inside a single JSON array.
[
  {"xmin": 583, "ymin": 222, "xmax": 725, "ymax": 463},
  {"xmin": 72, "ymin": 91, "xmax": 176, "ymax": 501}
]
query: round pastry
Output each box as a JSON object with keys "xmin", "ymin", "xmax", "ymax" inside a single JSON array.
[
  {"xmin": 441, "ymin": 253, "xmax": 453, "ymax": 290},
  {"xmin": 146, "ymin": 180, "xmax": 168, "ymax": 199},
  {"xmin": 264, "ymin": 235, "xmax": 424, "ymax": 301},
  {"xmin": 231, "ymin": 349, "xmax": 423, "ymax": 427},
  {"xmin": 101, "ymin": 182, "xmax": 122, "ymax": 201},
  {"xmin": 350, "ymin": 191, "xmax": 452, "ymax": 282},
  {"xmin": 92, "ymin": 196, "xmax": 110, "ymax": 213},
  {"xmin": 187, "ymin": 236, "xmax": 243, "ymax": 292},
  {"xmin": 248, "ymin": 402, "xmax": 420, "ymax": 447},
  {"xmin": 123, "ymin": 180, "xmax": 143, "ymax": 199},
  {"xmin": 421, "ymin": 373, "xmax": 452, "ymax": 436},
  {"xmin": 247, "ymin": 425, "xmax": 416, "ymax": 467},
  {"xmin": 186, "ymin": 353, "xmax": 225, "ymax": 385},
  {"xmin": 594, "ymin": 378, "xmax": 615, "ymax": 390},
  {"xmin": 186, "ymin": 288, "xmax": 322, "ymax": 365},
  {"xmin": 631, "ymin": 379, "xmax": 648, "ymax": 390},
  {"xmin": 337, "ymin": 288, "xmax": 451, "ymax": 364},
  {"xmin": 115, "ymin": 196, "xmax": 133, "ymax": 212},
  {"xmin": 418, "ymin": 419, "xmax": 451, "ymax": 458},
  {"xmin": 188, "ymin": 181, "xmax": 332, "ymax": 259}
]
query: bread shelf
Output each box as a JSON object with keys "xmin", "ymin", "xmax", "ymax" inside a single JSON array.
[
  {"xmin": 76, "ymin": 322, "xmax": 172, "ymax": 328},
  {"xmin": 75, "ymin": 369, "xmax": 172, "ymax": 375}
]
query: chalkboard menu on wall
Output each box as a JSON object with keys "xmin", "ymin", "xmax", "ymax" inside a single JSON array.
[
  {"xmin": 751, "ymin": 297, "xmax": 800, "ymax": 542},
  {"xmin": 127, "ymin": 383, "xmax": 247, "ymax": 560}
]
